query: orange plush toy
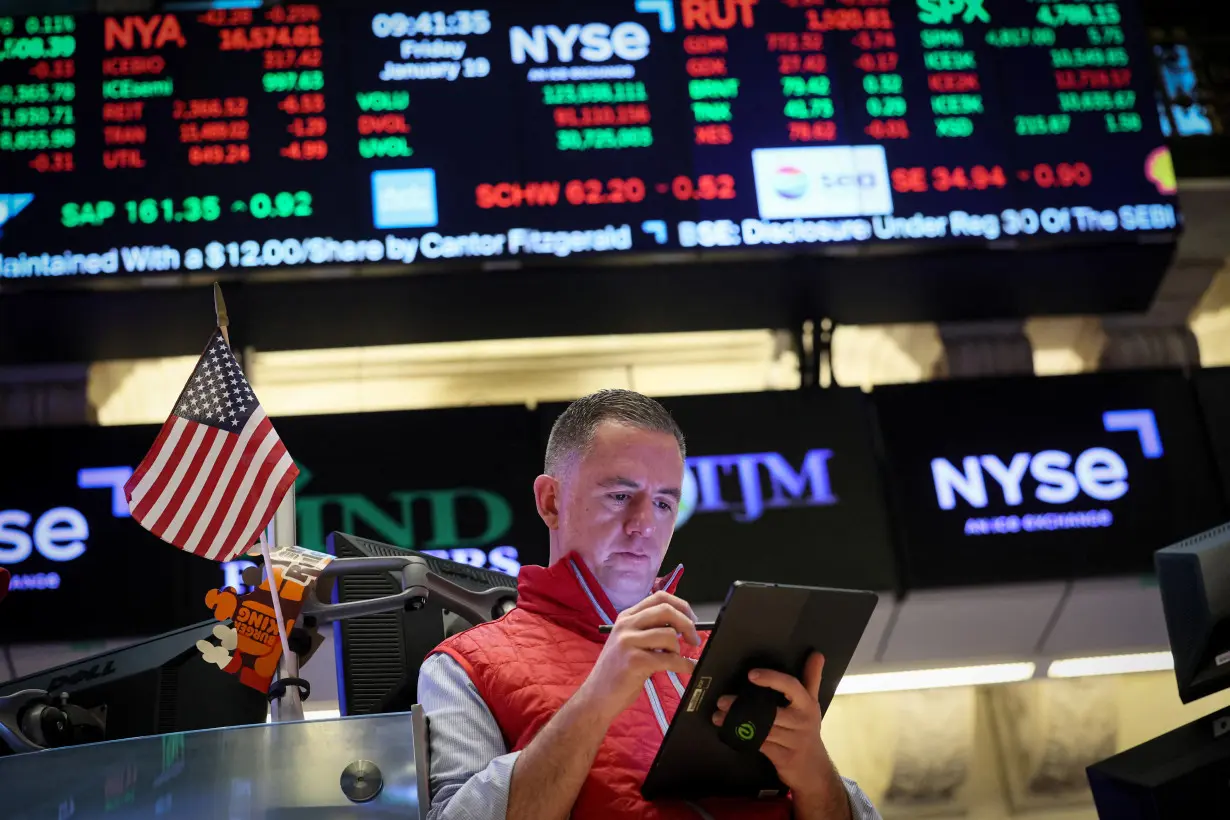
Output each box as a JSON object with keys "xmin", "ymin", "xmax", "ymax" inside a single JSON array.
[{"xmin": 200, "ymin": 545, "xmax": 332, "ymax": 694}]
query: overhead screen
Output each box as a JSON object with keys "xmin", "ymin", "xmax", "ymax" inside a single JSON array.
[
  {"xmin": 0, "ymin": 0, "xmax": 1177, "ymax": 282},
  {"xmin": 874, "ymin": 371, "xmax": 1227, "ymax": 589},
  {"xmin": 1192, "ymin": 367, "xmax": 1230, "ymax": 510},
  {"xmin": 0, "ymin": 424, "xmax": 223, "ymax": 643},
  {"xmin": 637, "ymin": 389, "xmax": 895, "ymax": 601},
  {"xmin": 0, "ymin": 405, "xmax": 545, "ymax": 643}
]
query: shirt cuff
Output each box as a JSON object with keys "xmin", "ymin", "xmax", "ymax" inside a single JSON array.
[
  {"xmin": 841, "ymin": 776, "xmax": 883, "ymax": 820},
  {"xmin": 427, "ymin": 749, "xmax": 521, "ymax": 820}
]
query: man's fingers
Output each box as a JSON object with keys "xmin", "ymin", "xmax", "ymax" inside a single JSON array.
[
  {"xmin": 638, "ymin": 595, "xmax": 699, "ymax": 627},
  {"xmin": 666, "ymin": 653, "xmax": 696, "ymax": 677},
  {"xmin": 712, "ymin": 705, "xmax": 808, "ymax": 732},
  {"xmin": 802, "ymin": 652, "xmax": 825, "ymax": 701},
  {"xmin": 628, "ymin": 603, "xmax": 700, "ymax": 646},
  {"xmin": 759, "ymin": 737, "xmax": 793, "ymax": 768},
  {"xmin": 749, "ymin": 668, "xmax": 814, "ymax": 709},
  {"xmin": 620, "ymin": 590, "xmax": 697, "ymax": 622},
  {"xmin": 639, "ymin": 649, "xmax": 695, "ymax": 679},
  {"xmin": 770, "ymin": 706, "xmax": 812, "ymax": 731},
  {"xmin": 625, "ymin": 626, "xmax": 687, "ymax": 654}
]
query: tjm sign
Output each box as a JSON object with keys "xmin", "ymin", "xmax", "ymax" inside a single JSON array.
[{"xmin": 676, "ymin": 449, "xmax": 837, "ymax": 527}]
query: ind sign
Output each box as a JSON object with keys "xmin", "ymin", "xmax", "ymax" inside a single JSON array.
[{"xmin": 295, "ymin": 485, "xmax": 523, "ymax": 575}]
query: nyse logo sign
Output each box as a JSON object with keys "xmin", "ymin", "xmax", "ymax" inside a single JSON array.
[
  {"xmin": 676, "ymin": 449, "xmax": 836, "ymax": 528},
  {"xmin": 509, "ymin": 22, "xmax": 652, "ymax": 64},
  {"xmin": 930, "ymin": 409, "xmax": 1163, "ymax": 537},
  {"xmin": 1, "ymin": 467, "xmax": 133, "ymax": 591}
]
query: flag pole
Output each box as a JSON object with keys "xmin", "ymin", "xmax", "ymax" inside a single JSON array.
[{"xmin": 214, "ymin": 283, "xmax": 302, "ymax": 721}]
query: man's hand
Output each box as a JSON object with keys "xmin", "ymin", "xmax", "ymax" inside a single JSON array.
[
  {"xmin": 712, "ymin": 652, "xmax": 850, "ymax": 820},
  {"xmin": 577, "ymin": 591, "xmax": 700, "ymax": 722}
]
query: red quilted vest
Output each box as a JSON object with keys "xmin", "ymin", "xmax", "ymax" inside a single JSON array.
[{"xmin": 433, "ymin": 553, "xmax": 793, "ymax": 820}]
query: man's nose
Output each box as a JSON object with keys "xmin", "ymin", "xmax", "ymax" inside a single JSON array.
[{"xmin": 624, "ymin": 495, "xmax": 656, "ymax": 537}]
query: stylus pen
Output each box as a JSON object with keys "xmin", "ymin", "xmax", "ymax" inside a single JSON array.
[{"xmin": 598, "ymin": 622, "xmax": 717, "ymax": 634}]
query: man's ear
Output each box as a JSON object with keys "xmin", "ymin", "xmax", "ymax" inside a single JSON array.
[{"xmin": 533, "ymin": 474, "xmax": 562, "ymax": 529}]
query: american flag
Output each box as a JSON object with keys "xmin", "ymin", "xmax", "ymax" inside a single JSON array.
[{"xmin": 123, "ymin": 329, "xmax": 298, "ymax": 562}]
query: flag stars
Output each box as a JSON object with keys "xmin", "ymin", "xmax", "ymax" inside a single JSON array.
[{"xmin": 175, "ymin": 335, "xmax": 262, "ymax": 428}]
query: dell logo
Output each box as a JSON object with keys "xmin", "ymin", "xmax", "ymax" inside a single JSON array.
[
  {"xmin": 931, "ymin": 409, "xmax": 1163, "ymax": 511},
  {"xmin": 48, "ymin": 660, "xmax": 117, "ymax": 692},
  {"xmin": 509, "ymin": 23, "xmax": 651, "ymax": 64}
]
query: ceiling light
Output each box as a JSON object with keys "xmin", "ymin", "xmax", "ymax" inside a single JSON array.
[
  {"xmin": 836, "ymin": 662, "xmax": 1037, "ymax": 695},
  {"xmin": 1047, "ymin": 651, "xmax": 1174, "ymax": 679},
  {"xmin": 265, "ymin": 708, "xmax": 342, "ymax": 723}
]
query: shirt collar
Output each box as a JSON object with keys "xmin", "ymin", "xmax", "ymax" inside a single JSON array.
[{"xmin": 514, "ymin": 552, "xmax": 685, "ymax": 642}]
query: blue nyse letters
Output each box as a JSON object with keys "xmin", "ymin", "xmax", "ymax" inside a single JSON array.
[{"xmin": 930, "ymin": 409, "xmax": 1161, "ymax": 511}]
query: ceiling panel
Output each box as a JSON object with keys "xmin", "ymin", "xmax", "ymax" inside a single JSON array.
[
  {"xmin": 1041, "ymin": 578, "xmax": 1169, "ymax": 658},
  {"xmin": 879, "ymin": 583, "xmax": 1066, "ymax": 665}
]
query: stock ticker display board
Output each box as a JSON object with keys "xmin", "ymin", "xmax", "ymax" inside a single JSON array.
[
  {"xmin": 0, "ymin": 0, "xmax": 1180, "ymax": 282},
  {"xmin": 874, "ymin": 370, "xmax": 1227, "ymax": 589}
]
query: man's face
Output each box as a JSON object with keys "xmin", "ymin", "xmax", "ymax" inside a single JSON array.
[{"xmin": 552, "ymin": 422, "xmax": 683, "ymax": 609}]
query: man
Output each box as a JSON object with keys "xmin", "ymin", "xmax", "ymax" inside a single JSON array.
[{"xmin": 419, "ymin": 389, "xmax": 881, "ymax": 820}]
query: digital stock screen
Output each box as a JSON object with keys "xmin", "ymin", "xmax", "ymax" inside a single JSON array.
[
  {"xmin": 0, "ymin": 0, "xmax": 1180, "ymax": 282},
  {"xmin": 875, "ymin": 371, "xmax": 1226, "ymax": 588}
]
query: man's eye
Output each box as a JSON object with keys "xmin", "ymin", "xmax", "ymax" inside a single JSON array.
[
  {"xmin": 657, "ymin": 500, "xmax": 674, "ymax": 511},
  {"xmin": 611, "ymin": 493, "xmax": 629, "ymax": 502}
]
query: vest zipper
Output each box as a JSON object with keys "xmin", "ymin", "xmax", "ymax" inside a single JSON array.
[
  {"xmin": 569, "ymin": 559, "xmax": 614, "ymax": 626},
  {"xmin": 643, "ymin": 679, "xmax": 670, "ymax": 734},
  {"xmin": 684, "ymin": 802, "xmax": 716, "ymax": 820},
  {"xmin": 645, "ymin": 677, "xmax": 711, "ymax": 818},
  {"xmin": 572, "ymin": 557, "xmax": 705, "ymax": 819},
  {"xmin": 566, "ymin": 559, "xmax": 709, "ymax": 819},
  {"xmin": 656, "ymin": 673, "xmax": 708, "ymax": 820},
  {"xmin": 667, "ymin": 670, "xmax": 686, "ymax": 698}
]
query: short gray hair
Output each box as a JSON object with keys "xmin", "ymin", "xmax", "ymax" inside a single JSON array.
[{"xmin": 545, "ymin": 389, "xmax": 685, "ymax": 476}]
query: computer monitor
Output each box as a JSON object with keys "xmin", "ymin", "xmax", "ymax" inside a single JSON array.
[
  {"xmin": 326, "ymin": 531, "xmax": 519, "ymax": 716},
  {"xmin": 1084, "ymin": 521, "xmax": 1230, "ymax": 817},
  {"xmin": 0, "ymin": 621, "xmax": 268, "ymax": 754},
  {"xmin": 1155, "ymin": 522, "xmax": 1230, "ymax": 704},
  {"xmin": 1086, "ymin": 703, "xmax": 1230, "ymax": 819}
]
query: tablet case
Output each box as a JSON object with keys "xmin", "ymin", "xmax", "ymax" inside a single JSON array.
[{"xmin": 641, "ymin": 581, "xmax": 878, "ymax": 801}]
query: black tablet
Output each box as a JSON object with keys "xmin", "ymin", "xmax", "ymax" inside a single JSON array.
[{"xmin": 641, "ymin": 581, "xmax": 878, "ymax": 802}]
